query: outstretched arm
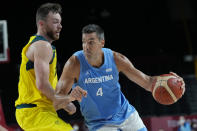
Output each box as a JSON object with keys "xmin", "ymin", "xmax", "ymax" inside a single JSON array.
[
  {"xmin": 113, "ymin": 51, "xmax": 185, "ymax": 92},
  {"xmin": 114, "ymin": 51, "xmax": 156, "ymax": 92},
  {"xmin": 54, "ymin": 55, "xmax": 87, "ymax": 111},
  {"xmin": 56, "ymin": 55, "xmax": 80, "ymax": 95}
]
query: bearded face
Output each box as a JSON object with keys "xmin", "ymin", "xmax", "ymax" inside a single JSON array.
[
  {"xmin": 43, "ymin": 12, "xmax": 62, "ymax": 41},
  {"xmin": 46, "ymin": 25, "xmax": 60, "ymax": 40}
]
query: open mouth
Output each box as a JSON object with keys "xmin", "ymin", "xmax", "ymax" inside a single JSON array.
[{"xmin": 85, "ymin": 51, "xmax": 91, "ymax": 55}]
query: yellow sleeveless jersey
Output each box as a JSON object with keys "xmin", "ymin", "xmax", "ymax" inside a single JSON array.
[{"xmin": 15, "ymin": 35, "xmax": 58, "ymax": 107}]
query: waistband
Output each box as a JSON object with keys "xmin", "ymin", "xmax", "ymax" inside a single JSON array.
[{"xmin": 16, "ymin": 104, "xmax": 37, "ymax": 109}]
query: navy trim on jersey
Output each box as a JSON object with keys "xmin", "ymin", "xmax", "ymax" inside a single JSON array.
[
  {"xmin": 26, "ymin": 60, "xmax": 34, "ymax": 71},
  {"xmin": 30, "ymin": 35, "xmax": 48, "ymax": 44},
  {"xmin": 26, "ymin": 35, "xmax": 55, "ymax": 70}
]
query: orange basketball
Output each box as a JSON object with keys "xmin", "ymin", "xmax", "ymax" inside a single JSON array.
[{"xmin": 152, "ymin": 74, "xmax": 185, "ymax": 105}]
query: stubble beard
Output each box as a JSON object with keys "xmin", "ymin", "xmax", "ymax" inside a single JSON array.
[{"xmin": 47, "ymin": 31, "xmax": 59, "ymax": 41}]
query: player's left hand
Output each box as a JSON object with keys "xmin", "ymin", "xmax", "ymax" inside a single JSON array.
[
  {"xmin": 63, "ymin": 102, "xmax": 76, "ymax": 115},
  {"xmin": 69, "ymin": 86, "xmax": 87, "ymax": 102}
]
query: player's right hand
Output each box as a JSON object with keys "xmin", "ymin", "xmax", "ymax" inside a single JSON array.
[{"xmin": 69, "ymin": 86, "xmax": 87, "ymax": 102}]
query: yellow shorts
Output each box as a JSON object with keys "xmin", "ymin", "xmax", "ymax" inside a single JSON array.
[{"xmin": 15, "ymin": 106, "xmax": 73, "ymax": 131}]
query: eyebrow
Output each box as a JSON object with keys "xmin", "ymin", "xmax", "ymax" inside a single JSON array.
[
  {"xmin": 53, "ymin": 18, "xmax": 61, "ymax": 22},
  {"xmin": 88, "ymin": 38, "xmax": 95, "ymax": 40},
  {"xmin": 82, "ymin": 38, "xmax": 95, "ymax": 41}
]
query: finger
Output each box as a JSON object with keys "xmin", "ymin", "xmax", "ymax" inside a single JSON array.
[
  {"xmin": 177, "ymin": 78, "xmax": 185, "ymax": 89},
  {"xmin": 81, "ymin": 90, "xmax": 87, "ymax": 97},
  {"xmin": 182, "ymin": 81, "xmax": 185, "ymax": 87},
  {"xmin": 71, "ymin": 92, "xmax": 82, "ymax": 102},
  {"xmin": 76, "ymin": 86, "xmax": 87, "ymax": 97},
  {"xmin": 181, "ymin": 81, "xmax": 186, "ymax": 92},
  {"xmin": 70, "ymin": 92, "xmax": 81, "ymax": 100},
  {"xmin": 71, "ymin": 89, "xmax": 83, "ymax": 101},
  {"xmin": 73, "ymin": 93, "xmax": 83, "ymax": 102},
  {"xmin": 169, "ymin": 72, "xmax": 179, "ymax": 78},
  {"xmin": 73, "ymin": 88, "xmax": 84, "ymax": 97},
  {"xmin": 170, "ymin": 72, "xmax": 184, "ymax": 82},
  {"xmin": 177, "ymin": 77, "xmax": 185, "ymax": 95}
]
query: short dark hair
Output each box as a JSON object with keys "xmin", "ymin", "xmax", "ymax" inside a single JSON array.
[
  {"xmin": 36, "ymin": 3, "xmax": 62, "ymax": 24},
  {"xmin": 82, "ymin": 24, "xmax": 105, "ymax": 41}
]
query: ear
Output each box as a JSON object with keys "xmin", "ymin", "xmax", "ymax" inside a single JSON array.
[
  {"xmin": 101, "ymin": 40, "xmax": 105, "ymax": 47},
  {"xmin": 38, "ymin": 20, "xmax": 44, "ymax": 27}
]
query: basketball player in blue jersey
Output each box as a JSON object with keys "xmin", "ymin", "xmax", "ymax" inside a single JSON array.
[{"xmin": 55, "ymin": 24, "xmax": 185, "ymax": 131}]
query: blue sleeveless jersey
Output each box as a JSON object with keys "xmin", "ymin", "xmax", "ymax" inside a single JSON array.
[{"xmin": 73, "ymin": 48, "xmax": 136, "ymax": 131}]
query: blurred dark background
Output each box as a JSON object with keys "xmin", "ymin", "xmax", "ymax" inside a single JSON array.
[{"xmin": 0, "ymin": 0, "xmax": 197, "ymax": 127}]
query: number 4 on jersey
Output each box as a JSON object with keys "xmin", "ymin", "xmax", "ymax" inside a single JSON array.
[{"xmin": 96, "ymin": 87, "xmax": 103, "ymax": 96}]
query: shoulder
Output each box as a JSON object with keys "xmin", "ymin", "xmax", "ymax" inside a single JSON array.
[
  {"xmin": 29, "ymin": 40, "xmax": 53, "ymax": 62},
  {"xmin": 113, "ymin": 51, "xmax": 127, "ymax": 62},
  {"xmin": 112, "ymin": 51, "xmax": 133, "ymax": 72},
  {"xmin": 33, "ymin": 40, "xmax": 52, "ymax": 51},
  {"xmin": 70, "ymin": 55, "xmax": 80, "ymax": 64},
  {"xmin": 73, "ymin": 50, "xmax": 83, "ymax": 57},
  {"xmin": 102, "ymin": 48, "xmax": 112, "ymax": 53},
  {"xmin": 63, "ymin": 55, "xmax": 80, "ymax": 79},
  {"xmin": 65, "ymin": 55, "xmax": 80, "ymax": 69}
]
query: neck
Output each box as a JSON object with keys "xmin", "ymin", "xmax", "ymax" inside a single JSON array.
[
  {"xmin": 86, "ymin": 52, "xmax": 104, "ymax": 68},
  {"xmin": 37, "ymin": 31, "xmax": 53, "ymax": 43}
]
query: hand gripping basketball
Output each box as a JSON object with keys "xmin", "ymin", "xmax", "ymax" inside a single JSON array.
[{"xmin": 152, "ymin": 73, "xmax": 185, "ymax": 105}]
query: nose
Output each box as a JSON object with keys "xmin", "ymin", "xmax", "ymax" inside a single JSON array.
[
  {"xmin": 83, "ymin": 42, "xmax": 90, "ymax": 51},
  {"xmin": 58, "ymin": 23, "xmax": 62, "ymax": 30}
]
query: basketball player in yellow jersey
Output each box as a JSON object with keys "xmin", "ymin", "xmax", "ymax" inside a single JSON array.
[{"xmin": 15, "ymin": 3, "xmax": 87, "ymax": 131}]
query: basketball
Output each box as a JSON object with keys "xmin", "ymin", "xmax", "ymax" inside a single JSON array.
[{"xmin": 152, "ymin": 74, "xmax": 185, "ymax": 105}]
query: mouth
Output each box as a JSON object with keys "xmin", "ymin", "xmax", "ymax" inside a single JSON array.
[
  {"xmin": 84, "ymin": 50, "xmax": 91, "ymax": 55},
  {"xmin": 56, "ymin": 32, "xmax": 60, "ymax": 35}
]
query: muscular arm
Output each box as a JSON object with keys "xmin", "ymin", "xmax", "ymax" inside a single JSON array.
[
  {"xmin": 32, "ymin": 41, "xmax": 56, "ymax": 101},
  {"xmin": 54, "ymin": 55, "xmax": 87, "ymax": 111},
  {"xmin": 113, "ymin": 51, "xmax": 155, "ymax": 92},
  {"xmin": 55, "ymin": 55, "xmax": 80, "ymax": 95},
  {"xmin": 28, "ymin": 42, "xmax": 86, "ymax": 113}
]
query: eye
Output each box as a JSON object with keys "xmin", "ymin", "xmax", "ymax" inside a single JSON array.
[
  {"xmin": 53, "ymin": 19, "xmax": 60, "ymax": 24},
  {"xmin": 89, "ymin": 41, "xmax": 95, "ymax": 45},
  {"xmin": 54, "ymin": 21, "xmax": 59, "ymax": 24}
]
